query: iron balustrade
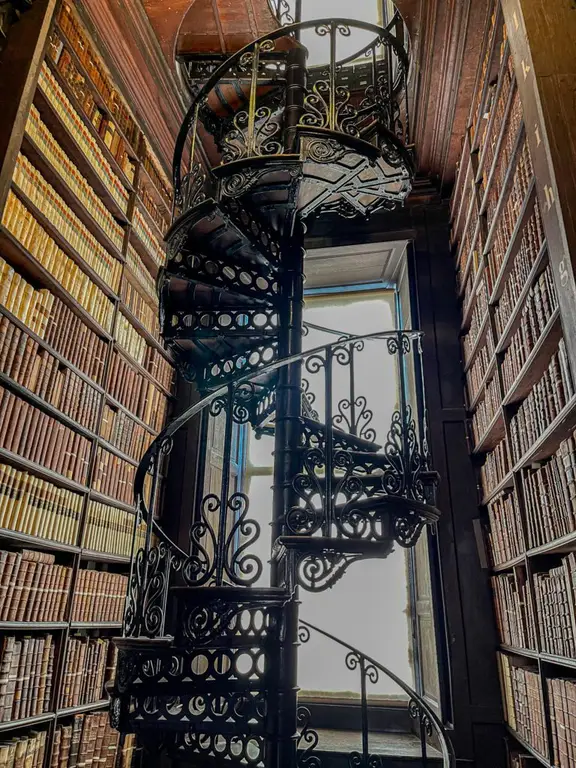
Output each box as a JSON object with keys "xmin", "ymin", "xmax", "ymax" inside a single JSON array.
[
  {"xmin": 172, "ymin": 18, "xmax": 413, "ymax": 221},
  {"xmin": 122, "ymin": 329, "xmax": 437, "ymax": 639},
  {"xmin": 298, "ymin": 620, "xmax": 456, "ymax": 768}
]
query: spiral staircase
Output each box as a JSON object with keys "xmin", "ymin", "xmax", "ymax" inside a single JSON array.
[{"xmin": 110, "ymin": 10, "xmax": 455, "ymax": 768}]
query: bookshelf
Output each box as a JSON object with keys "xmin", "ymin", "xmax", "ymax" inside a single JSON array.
[
  {"xmin": 451, "ymin": 2, "xmax": 576, "ymax": 766},
  {"xmin": 0, "ymin": 3, "xmax": 175, "ymax": 767}
]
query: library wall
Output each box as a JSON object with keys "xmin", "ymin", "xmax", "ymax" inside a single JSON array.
[
  {"xmin": 0, "ymin": 2, "xmax": 177, "ymax": 767},
  {"xmin": 451, "ymin": 1, "xmax": 576, "ymax": 766}
]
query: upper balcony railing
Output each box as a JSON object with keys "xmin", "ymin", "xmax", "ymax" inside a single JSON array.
[{"xmin": 173, "ymin": 17, "xmax": 412, "ymax": 219}]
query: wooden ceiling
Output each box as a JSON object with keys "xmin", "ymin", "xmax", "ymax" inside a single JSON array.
[{"xmin": 82, "ymin": 0, "xmax": 492, "ymax": 190}]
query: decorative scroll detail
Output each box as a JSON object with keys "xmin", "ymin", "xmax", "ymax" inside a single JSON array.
[
  {"xmin": 124, "ymin": 542, "xmax": 183, "ymax": 639},
  {"xmin": 409, "ymin": 699, "xmax": 434, "ymax": 738},
  {"xmin": 224, "ymin": 493, "xmax": 263, "ymax": 585},
  {"xmin": 296, "ymin": 551, "xmax": 363, "ymax": 592},
  {"xmin": 333, "ymin": 395, "xmax": 376, "ymax": 443},
  {"xmin": 286, "ymin": 449, "xmax": 325, "ymax": 535},
  {"xmin": 181, "ymin": 160, "xmax": 208, "ymax": 210},
  {"xmin": 386, "ymin": 333, "xmax": 411, "ymax": 355},
  {"xmin": 297, "ymin": 707, "xmax": 321, "ymax": 768}
]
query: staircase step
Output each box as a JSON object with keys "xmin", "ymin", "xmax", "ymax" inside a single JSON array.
[
  {"xmin": 165, "ymin": 198, "xmax": 280, "ymax": 271},
  {"xmin": 161, "ymin": 274, "xmax": 278, "ymax": 310},
  {"xmin": 307, "ymin": 729, "xmax": 442, "ymax": 767},
  {"xmin": 301, "ymin": 417, "xmax": 383, "ymax": 452}
]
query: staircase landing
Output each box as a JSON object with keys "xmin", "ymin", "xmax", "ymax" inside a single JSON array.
[{"xmin": 312, "ymin": 729, "xmax": 442, "ymax": 766}]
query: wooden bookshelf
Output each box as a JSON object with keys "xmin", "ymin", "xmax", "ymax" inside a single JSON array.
[
  {"xmin": 0, "ymin": 3, "xmax": 175, "ymax": 767},
  {"xmin": 452, "ymin": 3, "xmax": 576, "ymax": 766}
]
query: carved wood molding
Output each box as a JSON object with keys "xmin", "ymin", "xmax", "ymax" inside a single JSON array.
[{"xmin": 401, "ymin": 0, "xmax": 490, "ymax": 188}]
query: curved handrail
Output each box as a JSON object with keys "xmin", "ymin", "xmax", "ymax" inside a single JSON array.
[
  {"xmin": 300, "ymin": 619, "xmax": 456, "ymax": 767},
  {"xmin": 135, "ymin": 328, "xmax": 424, "ymax": 555},
  {"xmin": 172, "ymin": 17, "xmax": 410, "ymax": 201}
]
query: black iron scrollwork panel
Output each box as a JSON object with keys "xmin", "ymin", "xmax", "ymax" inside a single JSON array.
[
  {"xmin": 297, "ymin": 707, "xmax": 321, "ymax": 768},
  {"xmin": 124, "ymin": 542, "xmax": 183, "ymax": 639}
]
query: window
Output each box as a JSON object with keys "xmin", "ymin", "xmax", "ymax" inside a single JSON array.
[{"xmin": 244, "ymin": 288, "xmax": 413, "ymax": 699}]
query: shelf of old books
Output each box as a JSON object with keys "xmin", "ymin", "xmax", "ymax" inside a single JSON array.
[
  {"xmin": 451, "ymin": 4, "xmax": 576, "ymax": 766},
  {"xmin": 0, "ymin": 1, "xmax": 175, "ymax": 765}
]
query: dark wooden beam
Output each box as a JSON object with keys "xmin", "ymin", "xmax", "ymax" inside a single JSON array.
[{"xmin": 0, "ymin": 0, "xmax": 56, "ymax": 215}]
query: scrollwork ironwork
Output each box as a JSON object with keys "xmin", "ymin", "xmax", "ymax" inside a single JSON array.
[{"xmin": 297, "ymin": 707, "xmax": 321, "ymax": 768}]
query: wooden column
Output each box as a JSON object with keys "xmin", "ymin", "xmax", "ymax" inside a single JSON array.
[
  {"xmin": 500, "ymin": 0, "xmax": 576, "ymax": 372},
  {"xmin": 410, "ymin": 203, "xmax": 506, "ymax": 768},
  {"xmin": 0, "ymin": 0, "xmax": 57, "ymax": 214}
]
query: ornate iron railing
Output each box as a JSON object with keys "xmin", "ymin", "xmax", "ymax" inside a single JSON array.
[
  {"xmin": 123, "ymin": 328, "xmax": 437, "ymax": 639},
  {"xmin": 298, "ymin": 620, "xmax": 456, "ymax": 768},
  {"xmin": 172, "ymin": 18, "xmax": 412, "ymax": 218}
]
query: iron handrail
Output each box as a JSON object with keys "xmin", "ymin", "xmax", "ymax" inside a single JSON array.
[
  {"xmin": 172, "ymin": 17, "xmax": 410, "ymax": 206},
  {"xmin": 299, "ymin": 619, "xmax": 456, "ymax": 767},
  {"xmin": 133, "ymin": 328, "xmax": 424, "ymax": 559}
]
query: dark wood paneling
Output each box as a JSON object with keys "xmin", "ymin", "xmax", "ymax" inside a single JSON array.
[{"xmin": 0, "ymin": 0, "xmax": 56, "ymax": 214}]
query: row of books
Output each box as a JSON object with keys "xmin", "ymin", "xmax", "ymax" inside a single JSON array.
[
  {"xmin": 0, "ymin": 549, "xmax": 71, "ymax": 623},
  {"xmin": 498, "ymin": 655, "xmax": 548, "ymax": 760},
  {"xmin": 493, "ymin": 204, "xmax": 545, "ymax": 337},
  {"xmin": 549, "ymin": 677, "xmax": 576, "ymax": 768},
  {"xmin": 469, "ymin": 12, "xmax": 498, "ymax": 149},
  {"xmin": 145, "ymin": 346, "xmax": 173, "ymax": 394},
  {"xmin": 100, "ymin": 403, "xmax": 153, "ymax": 463},
  {"xmin": 509, "ymin": 340, "xmax": 574, "ymax": 463},
  {"xmin": 480, "ymin": 437, "xmax": 510, "ymax": 497},
  {"xmin": 0, "ymin": 316, "xmax": 101, "ymax": 433},
  {"xmin": 484, "ymin": 85, "xmax": 522, "ymax": 212},
  {"xmin": 140, "ymin": 135, "xmax": 172, "ymax": 209},
  {"xmin": 92, "ymin": 448, "xmax": 135, "ymax": 507},
  {"xmin": 461, "ymin": 294, "xmax": 487, "ymax": 367},
  {"xmin": 60, "ymin": 637, "xmax": 115, "ymax": 709},
  {"xmin": 454, "ymin": 186, "xmax": 474, "ymax": 274},
  {"xmin": 138, "ymin": 189, "xmax": 169, "ymax": 237},
  {"xmin": 471, "ymin": 374, "xmax": 501, "ymax": 445},
  {"xmin": 534, "ymin": 553, "xmax": 576, "ymax": 659},
  {"xmin": 485, "ymin": 94, "xmax": 526, "ymax": 230},
  {"xmin": 466, "ymin": 329, "xmax": 494, "ymax": 405},
  {"xmin": 0, "ymin": 387, "xmax": 91, "ymax": 485},
  {"xmin": 479, "ymin": 52, "xmax": 514, "ymax": 186},
  {"xmin": 487, "ymin": 489, "xmax": 524, "ymax": 566},
  {"xmin": 56, "ymin": 3, "xmax": 140, "ymax": 151},
  {"xmin": 0, "ymin": 730, "xmax": 47, "ymax": 768},
  {"xmin": 2, "ymin": 191, "xmax": 114, "ymax": 333},
  {"xmin": 0, "ymin": 262, "xmax": 54, "ymax": 342},
  {"xmin": 457, "ymin": 199, "xmax": 481, "ymax": 287},
  {"xmin": 462, "ymin": 270, "xmax": 488, "ymax": 324},
  {"xmin": 501, "ymin": 266, "xmax": 558, "ymax": 395},
  {"xmin": 0, "ymin": 635, "xmax": 55, "ymax": 721},
  {"xmin": 0, "ymin": 464, "xmax": 82, "ymax": 546},
  {"xmin": 47, "ymin": 39, "xmax": 137, "ymax": 187},
  {"xmin": 52, "ymin": 712, "xmax": 132, "ymax": 768},
  {"xmin": 81, "ymin": 501, "xmax": 145, "ymax": 559},
  {"xmin": 125, "ymin": 245, "xmax": 156, "ymax": 305},
  {"xmin": 132, "ymin": 207, "xmax": 165, "ymax": 269},
  {"xmin": 523, "ymin": 433, "xmax": 576, "ymax": 549},
  {"xmin": 492, "ymin": 570, "xmax": 536, "ymax": 650},
  {"xmin": 120, "ymin": 281, "xmax": 159, "ymax": 342},
  {"xmin": 488, "ymin": 138, "xmax": 533, "ymax": 266},
  {"xmin": 42, "ymin": 298, "xmax": 107, "ymax": 387},
  {"xmin": 26, "ymin": 106, "xmax": 125, "ymax": 252},
  {"xmin": 114, "ymin": 315, "xmax": 146, "ymax": 368},
  {"xmin": 106, "ymin": 350, "xmax": 168, "ymax": 433},
  {"xmin": 37, "ymin": 64, "xmax": 129, "ymax": 213},
  {"xmin": 71, "ymin": 570, "xmax": 127, "ymax": 624},
  {"xmin": 12, "ymin": 153, "xmax": 122, "ymax": 295}
]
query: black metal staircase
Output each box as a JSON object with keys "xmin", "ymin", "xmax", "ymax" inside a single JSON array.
[{"xmin": 110, "ymin": 10, "xmax": 454, "ymax": 768}]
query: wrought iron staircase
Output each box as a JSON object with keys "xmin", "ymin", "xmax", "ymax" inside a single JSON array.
[{"xmin": 110, "ymin": 10, "xmax": 454, "ymax": 768}]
